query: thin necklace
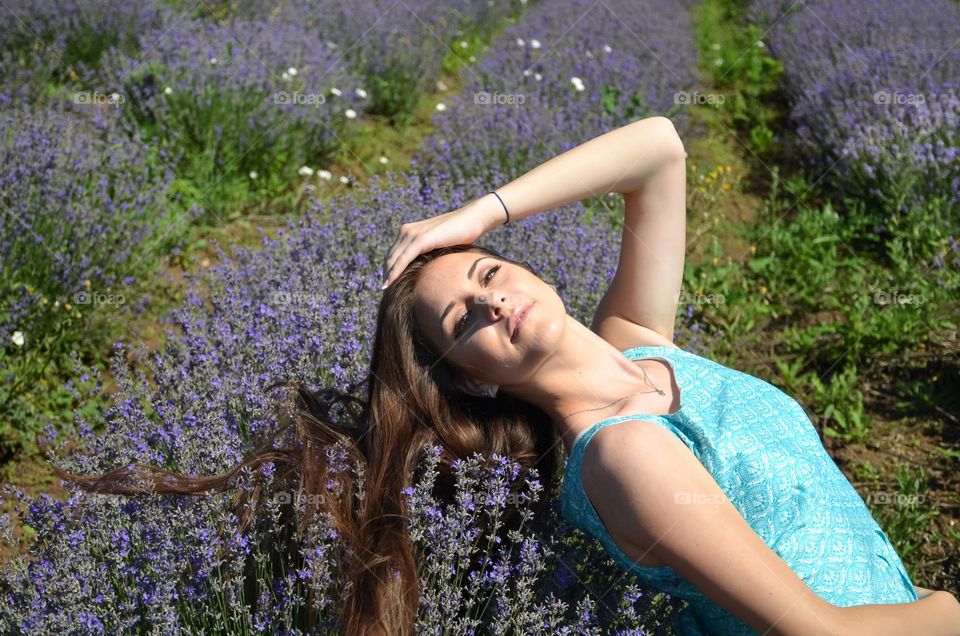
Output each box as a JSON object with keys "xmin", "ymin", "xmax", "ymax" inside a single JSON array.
[{"xmin": 558, "ymin": 365, "xmax": 665, "ymax": 424}]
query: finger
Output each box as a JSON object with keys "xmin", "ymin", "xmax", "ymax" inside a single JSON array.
[
  {"xmin": 383, "ymin": 229, "xmax": 410, "ymax": 280},
  {"xmin": 383, "ymin": 234, "xmax": 414, "ymax": 284},
  {"xmin": 385, "ymin": 238, "xmax": 428, "ymax": 288}
]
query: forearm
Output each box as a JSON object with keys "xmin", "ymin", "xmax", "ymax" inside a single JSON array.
[
  {"xmin": 836, "ymin": 591, "xmax": 960, "ymax": 636},
  {"xmin": 466, "ymin": 116, "xmax": 686, "ymax": 231}
]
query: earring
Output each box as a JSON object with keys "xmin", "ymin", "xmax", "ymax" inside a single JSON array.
[{"xmin": 485, "ymin": 386, "xmax": 498, "ymax": 398}]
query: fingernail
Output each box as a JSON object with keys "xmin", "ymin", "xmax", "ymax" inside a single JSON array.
[{"xmin": 380, "ymin": 280, "xmax": 388, "ymax": 290}]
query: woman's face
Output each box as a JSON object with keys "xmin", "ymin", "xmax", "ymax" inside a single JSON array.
[{"xmin": 413, "ymin": 251, "xmax": 566, "ymax": 388}]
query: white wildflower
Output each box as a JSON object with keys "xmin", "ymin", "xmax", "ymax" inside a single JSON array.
[
  {"xmin": 164, "ymin": 86, "xmax": 173, "ymax": 95},
  {"xmin": 522, "ymin": 69, "xmax": 532, "ymax": 76},
  {"xmin": 355, "ymin": 88, "xmax": 368, "ymax": 98},
  {"xmin": 298, "ymin": 166, "xmax": 313, "ymax": 177},
  {"xmin": 339, "ymin": 175, "xmax": 350, "ymax": 184},
  {"xmin": 11, "ymin": 331, "xmax": 24, "ymax": 347},
  {"xmin": 435, "ymin": 102, "xmax": 446, "ymax": 112},
  {"xmin": 534, "ymin": 72, "xmax": 542, "ymax": 81},
  {"xmin": 516, "ymin": 38, "xmax": 525, "ymax": 47},
  {"xmin": 436, "ymin": 80, "xmax": 448, "ymax": 91},
  {"xmin": 330, "ymin": 87, "xmax": 342, "ymax": 97},
  {"xmin": 603, "ymin": 44, "xmax": 612, "ymax": 53},
  {"xmin": 287, "ymin": 66, "xmax": 298, "ymax": 76},
  {"xmin": 249, "ymin": 170, "xmax": 258, "ymax": 179},
  {"xmin": 209, "ymin": 57, "xmax": 218, "ymax": 65},
  {"xmin": 318, "ymin": 169, "xmax": 332, "ymax": 180},
  {"xmin": 344, "ymin": 108, "xmax": 357, "ymax": 119},
  {"xmin": 378, "ymin": 156, "xmax": 389, "ymax": 164},
  {"xmin": 459, "ymin": 40, "xmax": 468, "ymax": 49},
  {"xmin": 530, "ymin": 39, "xmax": 541, "ymax": 49},
  {"xmin": 570, "ymin": 76, "xmax": 585, "ymax": 92},
  {"xmin": 281, "ymin": 71, "xmax": 290, "ymax": 81}
]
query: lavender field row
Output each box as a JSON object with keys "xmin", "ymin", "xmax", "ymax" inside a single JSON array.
[{"xmin": 750, "ymin": 0, "xmax": 960, "ymax": 216}]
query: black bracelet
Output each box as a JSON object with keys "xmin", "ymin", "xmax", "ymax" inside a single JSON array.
[{"xmin": 489, "ymin": 191, "xmax": 510, "ymax": 225}]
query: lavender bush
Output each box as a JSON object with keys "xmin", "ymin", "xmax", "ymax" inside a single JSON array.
[
  {"xmin": 1, "ymin": 172, "xmax": 682, "ymax": 631},
  {"xmin": 260, "ymin": 0, "xmax": 522, "ymax": 124},
  {"xmin": 749, "ymin": 0, "xmax": 960, "ymax": 216},
  {"xmin": 1, "ymin": 0, "xmax": 702, "ymax": 630},
  {"xmin": 0, "ymin": 0, "xmax": 165, "ymax": 89},
  {"xmin": 98, "ymin": 7, "xmax": 367, "ymax": 222},
  {"xmin": 413, "ymin": 0, "xmax": 699, "ymax": 187},
  {"xmin": 0, "ymin": 101, "xmax": 181, "ymax": 458}
]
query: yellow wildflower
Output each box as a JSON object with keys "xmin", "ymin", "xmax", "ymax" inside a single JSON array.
[{"xmin": 721, "ymin": 183, "xmax": 731, "ymax": 191}]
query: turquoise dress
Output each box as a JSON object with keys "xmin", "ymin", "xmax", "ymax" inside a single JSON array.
[{"xmin": 560, "ymin": 345, "xmax": 918, "ymax": 635}]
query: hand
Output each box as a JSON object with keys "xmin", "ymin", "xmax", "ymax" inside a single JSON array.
[{"xmin": 381, "ymin": 202, "xmax": 495, "ymax": 289}]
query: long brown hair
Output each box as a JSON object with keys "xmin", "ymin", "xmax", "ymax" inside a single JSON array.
[{"xmin": 49, "ymin": 243, "xmax": 562, "ymax": 635}]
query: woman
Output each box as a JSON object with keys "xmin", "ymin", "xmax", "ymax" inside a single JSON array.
[{"xmin": 55, "ymin": 117, "xmax": 959, "ymax": 635}]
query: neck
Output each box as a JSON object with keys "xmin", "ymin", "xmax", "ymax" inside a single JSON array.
[{"xmin": 498, "ymin": 316, "xmax": 658, "ymax": 454}]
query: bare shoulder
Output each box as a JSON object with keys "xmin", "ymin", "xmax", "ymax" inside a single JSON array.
[
  {"xmin": 580, "ymin": 419, "xmax": 683, "ymax": 564},
  {"xmin": 590, "ymin": 311, "xmax": 679, "ymax": 351},
  {"xmin": 582, "ymin": 419, "xmax": 843, "ymax": 634}
]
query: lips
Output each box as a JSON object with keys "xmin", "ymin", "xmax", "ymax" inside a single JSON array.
[{"xmin": 510, "ymin": 302, "xmax": 533, "ymax": 342}]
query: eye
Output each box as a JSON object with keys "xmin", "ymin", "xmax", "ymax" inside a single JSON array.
[{"xmin": 454, "ymin": 264, "xmax": 500, "ymax": 338}]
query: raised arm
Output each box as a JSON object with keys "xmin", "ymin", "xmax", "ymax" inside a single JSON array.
[
  {"xmin": 381, "ymin": 116, "xmax": 686, "ymax": 293},
  {"xmin": 585, "ymin": 420, "xmax": 960, "ymax": 636}
]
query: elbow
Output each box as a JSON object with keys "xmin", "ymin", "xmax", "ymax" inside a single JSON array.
[
  {"xmin": 648, "ymin": 115, "xmax": 686, "ymax": 163},
  {"xmin": 635, "ymin": 115, "xmax": 687, "ymax": 163}
]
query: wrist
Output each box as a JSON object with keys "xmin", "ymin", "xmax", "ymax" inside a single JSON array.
[{"xmin": 468, "ymin": 192, "xmax": 509, "ymax": 232}]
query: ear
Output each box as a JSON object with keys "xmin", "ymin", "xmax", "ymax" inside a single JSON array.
[{"xmin": 453, "ymin": 373, "xmax": 497, "ymax": 398}]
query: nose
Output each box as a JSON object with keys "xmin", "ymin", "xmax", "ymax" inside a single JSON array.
[{"xmin": 481, "ymin": 292, "xmax": 509, "ymax": 321}]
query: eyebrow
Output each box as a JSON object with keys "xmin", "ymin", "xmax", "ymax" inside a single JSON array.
[{"xmin": 439, "ymin": 256, "xmax": 492, "ymax": 337}]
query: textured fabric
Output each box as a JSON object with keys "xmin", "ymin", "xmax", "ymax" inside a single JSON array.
[{"xmin": 560, "ymin": 345, "xmax": 918, "ymax": 635}]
